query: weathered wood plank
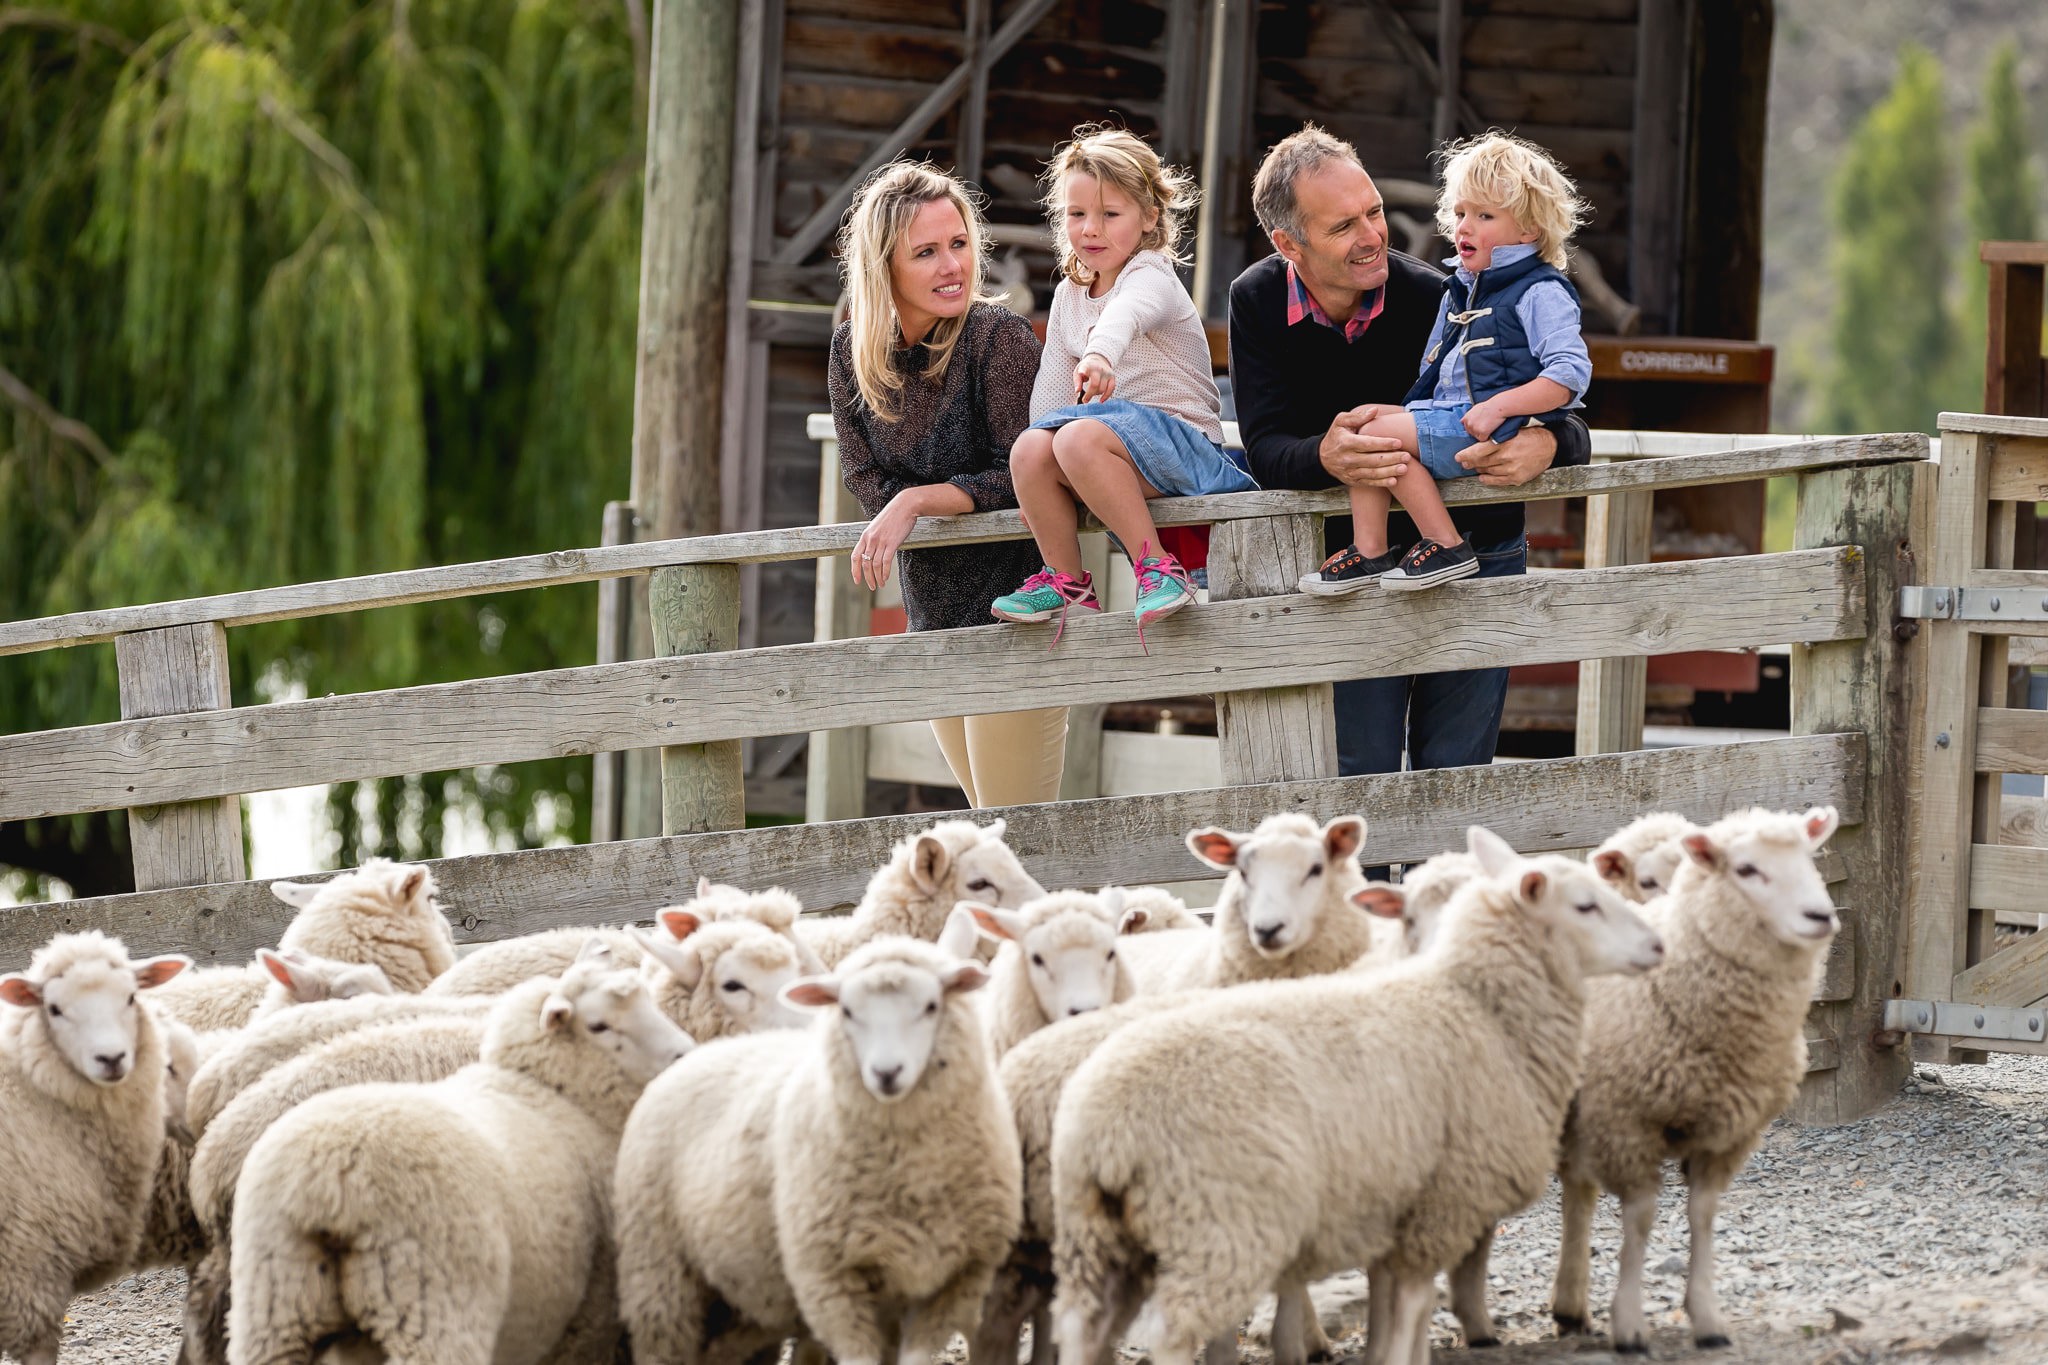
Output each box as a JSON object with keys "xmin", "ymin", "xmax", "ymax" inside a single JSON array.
[
  {"xmin": 1789, "ymin": 461, "xmax": 1919, "ymax": 1123},
  {"xmin": 1938, "ymin": 411, "xmax": 2048, "ymax": 440},
  {"xmin": 1210, "ymin": 515, "xmax": 1337, "ymax": 785},
  {"xmin": 115, "ymin": 624, "xmax": 246, "ymax": 890},
  {"xmin": 1952, "ymin": 917, "xmax": 2048, "ymax": 1008},
  {"xmin": 0, "ymin": 733, "xmax": 1865, "ymax": 970},
  {"xmin": 0, "ymin": 550, "xmax": 1867, "ymax": 822},
  {"xmin": 1983, "ymin": 436, "xmax": 2048, "ymax": 502},
  {"xmin": 1575, "ymin": 484, "xmax": 1654, "ymax": 756},
  {"xmin": 1974, "ymin": 707, "xmax": 2048, "ymax": 776},
  {"xmin": 0, "ymin": 435, "xmax": 1926, "ymax": 658},
  {"xmin": 650, "ymin": 565, "xmax": 745, "ymax": 834},
  {"xmin": 805, "ymin": 434, "xmax": 872, "ymax": 822},
  {"xmin": 1967, "ymin": 843, "xmax": 2048, "ymax": 914}
]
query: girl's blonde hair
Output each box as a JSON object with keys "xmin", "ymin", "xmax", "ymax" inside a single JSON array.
[
  {"xmin": 1434, "ymin": 132, "xmax": 1589, "ymax": 271},
  {"xmin": 837, "ymin": 160, "xmax": 997, "ymax": 422},
  {"xmin": 1040, "ymin": 125, "xmax": 1198, "ymax": 287}
]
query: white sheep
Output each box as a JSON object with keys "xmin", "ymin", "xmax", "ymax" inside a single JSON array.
[
  {"xmin": 1591, "ymin": 810, "xmax": 1701, "ymax": 903},
  {"xmin": 0, "ymin": 931, "xmax": 191, "ymax": 1365},
  {"xmin": 1114, "ymin": 813, "xmax": 1383, "ymax": 994},
  {"xmin": 185, "ymin": 990, "xmax": 494, "ymax": 1138},
  {"xmin": 1048, "ymin": 827, "xmax": 1666, "ymax": 1365},
  {"xmin": 181, "ymin": 1013, "xmax": 490, "ymax": 1365},
  {"xmin": 149, "ymin": 859, "xmax": 454, "ymax": 1032},
  {"xmin": 961, "ymin": 889, "xmax": 1141, "ymax": 1059},
  {"xmin": 1544, "ymin": 806, "xmax": 1842, "ymax": 1353},
  {"xmin": 800, "ymin": 818, "xmax": 1044, "ymax": 968},
  {"xmin": 147, "ymin": 944, "xmax": 398, "ymax": 1035},
  {"xmin": 616, "ymin": 937, "xmax": 1019, "ymax": 1365},
  {"xmin": 228, "ymin": 942, "xmax": 693, "ymax": 1365},
  {"xmin": 1103, "ymin": 884, "xmax": 1202, "ymax": 933},
  {"xmin": 632, "ymin": 908, "xmax": 811, "ymax": 1038}
]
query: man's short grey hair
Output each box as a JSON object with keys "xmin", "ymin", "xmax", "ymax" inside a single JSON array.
[{"xmin": 1251, "ymin": 125, "xmax": 1365, "ymax": 243}]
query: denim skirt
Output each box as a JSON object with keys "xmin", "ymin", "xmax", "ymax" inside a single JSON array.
[{"xmin": 1030, "ymin": 399, "xmax": 1257, "ymax": 496}]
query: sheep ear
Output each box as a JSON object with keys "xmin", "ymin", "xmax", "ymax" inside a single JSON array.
[
  {"xmin": 398, "ymin": 867, "xmax": 429, "ymax": 901},
  {"xmin": 660, "ymin": 909, "xmax": 705, "ymax": 942},
  {"xmin": 1466, "ymin": 826, "xmax": 1519, "ymax": 876},
  {"xmin": 1681, "ymin": 832, "xmax": 1722, "ymax": 869},
  {"xmin": 1592, "ymin": 850, "xmax": 1631, "ymax": 885},
  {"xmin": 783, "ymin": 976, "xmax": 841, "ymax": 1010},
  {"xmin": 1518, "ymin": 869, "xmax": 1549, "ymax": 904},
  {"xmin": 1353, "ymin": 885, "xmax": 1407, "ymax": 919},
  {"xmin": 1117, "ymin": 906, "xmax": 1151, "ymax": 934},
  {"xmin": 0, "ymin": 974, "xmax": 43, "ymax": 1008},
  {"xmin": 633, "ymin": 927, "xmax": 703, "ymax": 989},
  {"xmin": 1802, "ymin": 806, "xmax": 1840, "ymax": 847},
  {"xmin": 939, "ymin": 960, "xmax": 991, "ymax": 995},
  {"xmin": 911, "ymin": 835, "xmax": 951, "ymax": 893},
  {"xmin": 574, "ymin": 937, "xmax": 614, "ymax": 966},
  {"xmin": 981, "ymin": 818, "xmax": 1007, "ymax": 842},
  {"xmin": 965, "ymin": 903, "xmax": 1024, "ymax": 943},
  {"xmin": 1322, "ymin": 815, "xmax": 1367, "ymax": 863},
  {"xmin": 1185, "ymin": 827, "xmax": 1240, "ymax": 869},
  {"xmin": 133, "ymin": 955, "xmax": 191, "ymax": 990},
  {"xmin": 696, "ymin": 875, "xmax": 714, "ymax": 898},
  {"xmin": 1098, "ymin": 886, "xmax": 1126, "ymax": 919},
  {"xmin": 541, "ymin": 992, "xmax": 577, "ymax": 1032},
  {"xmin": 937, "ymin": 906, "xmax": 983, "ymax": 962},
  {"xmin": 255, "ymin": 948, "xmax": 301, "ymax": 991},
  {"xmin": 269, "ymin": 880, "xmax": 321, "ymax": 909}
]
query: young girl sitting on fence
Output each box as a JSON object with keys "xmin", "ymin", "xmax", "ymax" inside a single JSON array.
[
  {"xmin": 990, "ymin": 125, "xmax": 1255, "ymax": 647},
  {"xmin": 1297, "ymin": 131, "xmax": 1592, "ymax": 594}
]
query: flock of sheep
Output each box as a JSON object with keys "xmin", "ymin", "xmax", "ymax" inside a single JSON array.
[{"xmin": 0, "ymin": 802, "xmax": 1844, "ymax": 1365}]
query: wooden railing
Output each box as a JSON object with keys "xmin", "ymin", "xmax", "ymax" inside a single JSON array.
[{"xmin": 0, "ymin": 431, "xmax": 1930, "ymax": 1122}]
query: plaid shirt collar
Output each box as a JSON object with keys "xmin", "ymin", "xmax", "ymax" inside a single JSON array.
[{"xmin": 1285, "ymin": 261, "xmax": 1384, "ymax": 341}]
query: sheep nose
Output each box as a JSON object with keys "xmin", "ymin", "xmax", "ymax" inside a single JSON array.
[
  {"xmin": 1804, "ymin": 909, "xmax": 1836, "ymax": 927},
  {"xmin": 871, "ymin": 1064, "xmax": 902, "ymax": 1094},
  {"xmin": 95, "ymin": 1052, "xmax": 128, "ymax": 1078},
  {"xmin": 1254, "ymin": 923, "xmax": 1284, "ymax": 948}
]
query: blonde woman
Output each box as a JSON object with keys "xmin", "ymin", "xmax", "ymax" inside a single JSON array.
[{"xmin": 829, "ymin": 160, "xmax": 1067, "ymax": 808}]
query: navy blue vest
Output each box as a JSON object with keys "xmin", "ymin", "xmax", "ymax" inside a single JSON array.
[{"xmin": 1403, "ymin": 252, "xmax": 1580, "ymax": 443}]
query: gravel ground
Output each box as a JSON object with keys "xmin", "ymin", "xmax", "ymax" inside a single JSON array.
[{"xmin": 46, "ymin": 1056, "xmax": 2048, "ymax": 1364}]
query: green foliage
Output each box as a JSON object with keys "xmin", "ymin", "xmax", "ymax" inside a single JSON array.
[
  {"xmin": 1959, "ymin": 41, "xmax": 2041, "ymax": 395},
  {"xmin": 1823, "ymin": 46, "xmax": 1976, "ymax": 435},
  {"xmin": 0, "ymin": 0, "xmax": 646, "ymax": 879}
]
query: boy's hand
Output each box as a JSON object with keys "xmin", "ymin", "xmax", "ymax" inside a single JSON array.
[
  {"xmin": 1461, "ymin": 400, "xmax": 1508, "ymax": 443},
  {"xmin": 1075, "ymin": 353, "xmax": 1117, "ymax": 403}
]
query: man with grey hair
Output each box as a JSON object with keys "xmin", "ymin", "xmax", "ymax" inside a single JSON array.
[{"xmin": 1227, "ymin": 124, "xmax": 1591, "ymax": 780}]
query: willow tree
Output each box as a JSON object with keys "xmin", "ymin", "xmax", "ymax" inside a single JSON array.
[{"xmin": 0, "ymin": 0, "xmax": 650, "ymax": 895}]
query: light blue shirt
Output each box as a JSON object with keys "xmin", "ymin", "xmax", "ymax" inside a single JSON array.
[{"xmin": 1410, "ymin": 244, "xmax": 1591, "ymax": 410}]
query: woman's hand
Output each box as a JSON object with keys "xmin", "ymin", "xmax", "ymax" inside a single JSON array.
[
  {"xmin": 850, "ymin": 493, "xmax": 919, "ymax": 591},
  {"xmin": 1074, "ymin": 353, "xmax": 1117, "ymax": 403}
]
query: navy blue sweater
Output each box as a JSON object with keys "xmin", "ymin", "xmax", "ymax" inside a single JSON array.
[{"xmin": 1227, "ymin": 250, "xmax": 1590, "ymax": 550}]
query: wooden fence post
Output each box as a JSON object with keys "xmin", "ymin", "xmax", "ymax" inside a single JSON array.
[
  {"xmin": 115, "ymin": 624, "xmax": 245, "ymax": 889},
  {"xmin": 650, "ymin": 564, "xmax": 744, "ymax": 834},
  {"xmin": 1209, "ymin": 515, "xmax": 1338, "ymax": 784},
  {"xmin": 806, "ymin": 433, "xmax": 873, "ymax": 823},
  {"xmin": 1789, "ymin": 460, "xmax": 1921, "ymax": 1123},
  {"xmin": 591, "ymin": 500, "xmax": 638, "ymax": 843},
  {"xmin": 1575, "ymin": 484, "xmax": 1655, "ymax": 754}
]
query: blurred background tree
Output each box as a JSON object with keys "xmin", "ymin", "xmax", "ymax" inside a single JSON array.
[
  {"xmin": 0, "ymin": 0, "xmax": 647, "ymax": 895},
  {"xmin": 1959, "ymin": 41, "xmax": 2040, "ymax": 384}
]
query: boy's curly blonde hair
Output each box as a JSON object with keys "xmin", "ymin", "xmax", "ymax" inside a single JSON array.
[
  {"xmin": 1434, "ymin": 132, "xmax": 1589, "ymax": 271},
  {"xmin": 1040, "ymin": 125, "xmax": 1198, "ymax": 287}
]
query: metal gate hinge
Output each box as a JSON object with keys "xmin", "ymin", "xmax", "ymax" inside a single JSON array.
[
  {"xmin": 1883, "ymin": 998, "xmax": 2048, "ymax": 1043},
  {"xmin": 1898, "ymin": 585, "xmax": 2048, "ymax": 621}
]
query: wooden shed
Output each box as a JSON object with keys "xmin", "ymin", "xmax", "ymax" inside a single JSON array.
[{"xmin": 704, "ymin": 0, "xmax": 1776, "ymax": 803}]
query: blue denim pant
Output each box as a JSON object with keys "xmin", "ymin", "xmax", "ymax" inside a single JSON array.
[{"xmin": 1333, "ymin": 533, "xmax": 1528, "ymax": 779}]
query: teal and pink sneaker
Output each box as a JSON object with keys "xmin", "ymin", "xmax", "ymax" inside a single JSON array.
[
  {"xmin": 1131, "ymin": 544, "xmax": 1193, "ymax": 651},
  {"xmin": 991, "ymin": 567, "xmax": 1101, "ymax": 643}
]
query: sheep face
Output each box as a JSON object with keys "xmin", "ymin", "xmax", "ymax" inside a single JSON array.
[
  {"xmin": 1467, "ymin": 827, "xmax": 1666, "ymax": 978},
  {"xmin": 255, "ymin": 947, "xmax": 396, "ymax": 1004},
  {"xmin": 785, "ymin": 954, "xmax": 990, "ymax": 1102},
  {"xmin": 1369, "ymin": 851, "xmax": 1481, "ymax": 956},
  {"xmin": 1681, "ymin": 806, "xmax": 1841, "ymax": 946},
  {"xmin": 0, "ymin": 943, "xmax": 189, "ymax": 1085},
  {"xmin": 542, "ymin": 949, "xmax": 696, "ymax": 1085},
  {"xmin": 915, "ymin": 818, "xmax": 1045, "ymax": 919},
  {"xmin": 1188, "ymin": 813, "xmax": 1367, "ymax": 959},
  {"xmin": 972, "ymin": 903, "xmax": 1122, "ymax": 1022},
  {"xmin": 1628, "ymin": 841, "xmax": 1686, "ymax": 901},
  {"xmin": 161, "ymin": 1018, "xmax": 201, "ymax": 1140},
  {"xmin": 638, "ymin": 921, "xmax": 809, "ymax": 1033}
]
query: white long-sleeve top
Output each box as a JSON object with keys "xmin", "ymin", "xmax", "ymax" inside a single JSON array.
[{"xmin": 1028, "ymin": 250, "xmax": 1225, "ymax": 443}]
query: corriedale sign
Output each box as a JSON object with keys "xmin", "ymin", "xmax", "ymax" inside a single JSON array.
[{"xmin": 1586, "ymin": 337, "xmax": 1774, "ymax": 386}]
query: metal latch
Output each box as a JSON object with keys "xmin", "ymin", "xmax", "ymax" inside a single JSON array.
[
  {"xmin": 1883, "ymin": 998, "xmax": 2048, "ymax": 1043},
  {"xmin": 1898, "ymin": 585, "xmax": 2048, "ymax": 620}
]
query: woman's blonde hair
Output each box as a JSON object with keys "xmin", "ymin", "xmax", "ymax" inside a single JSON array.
[
  {"xmin": 1040, "ymin": 125, "xmax": 1198, "ymax": 287},
  {"xmin": 837, "ymin": 160, "xmax": 996, "ymax": 422},
  {"xmin": 1434, "ymin": 132, "xmax": 1590, "ymax": 271}
]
